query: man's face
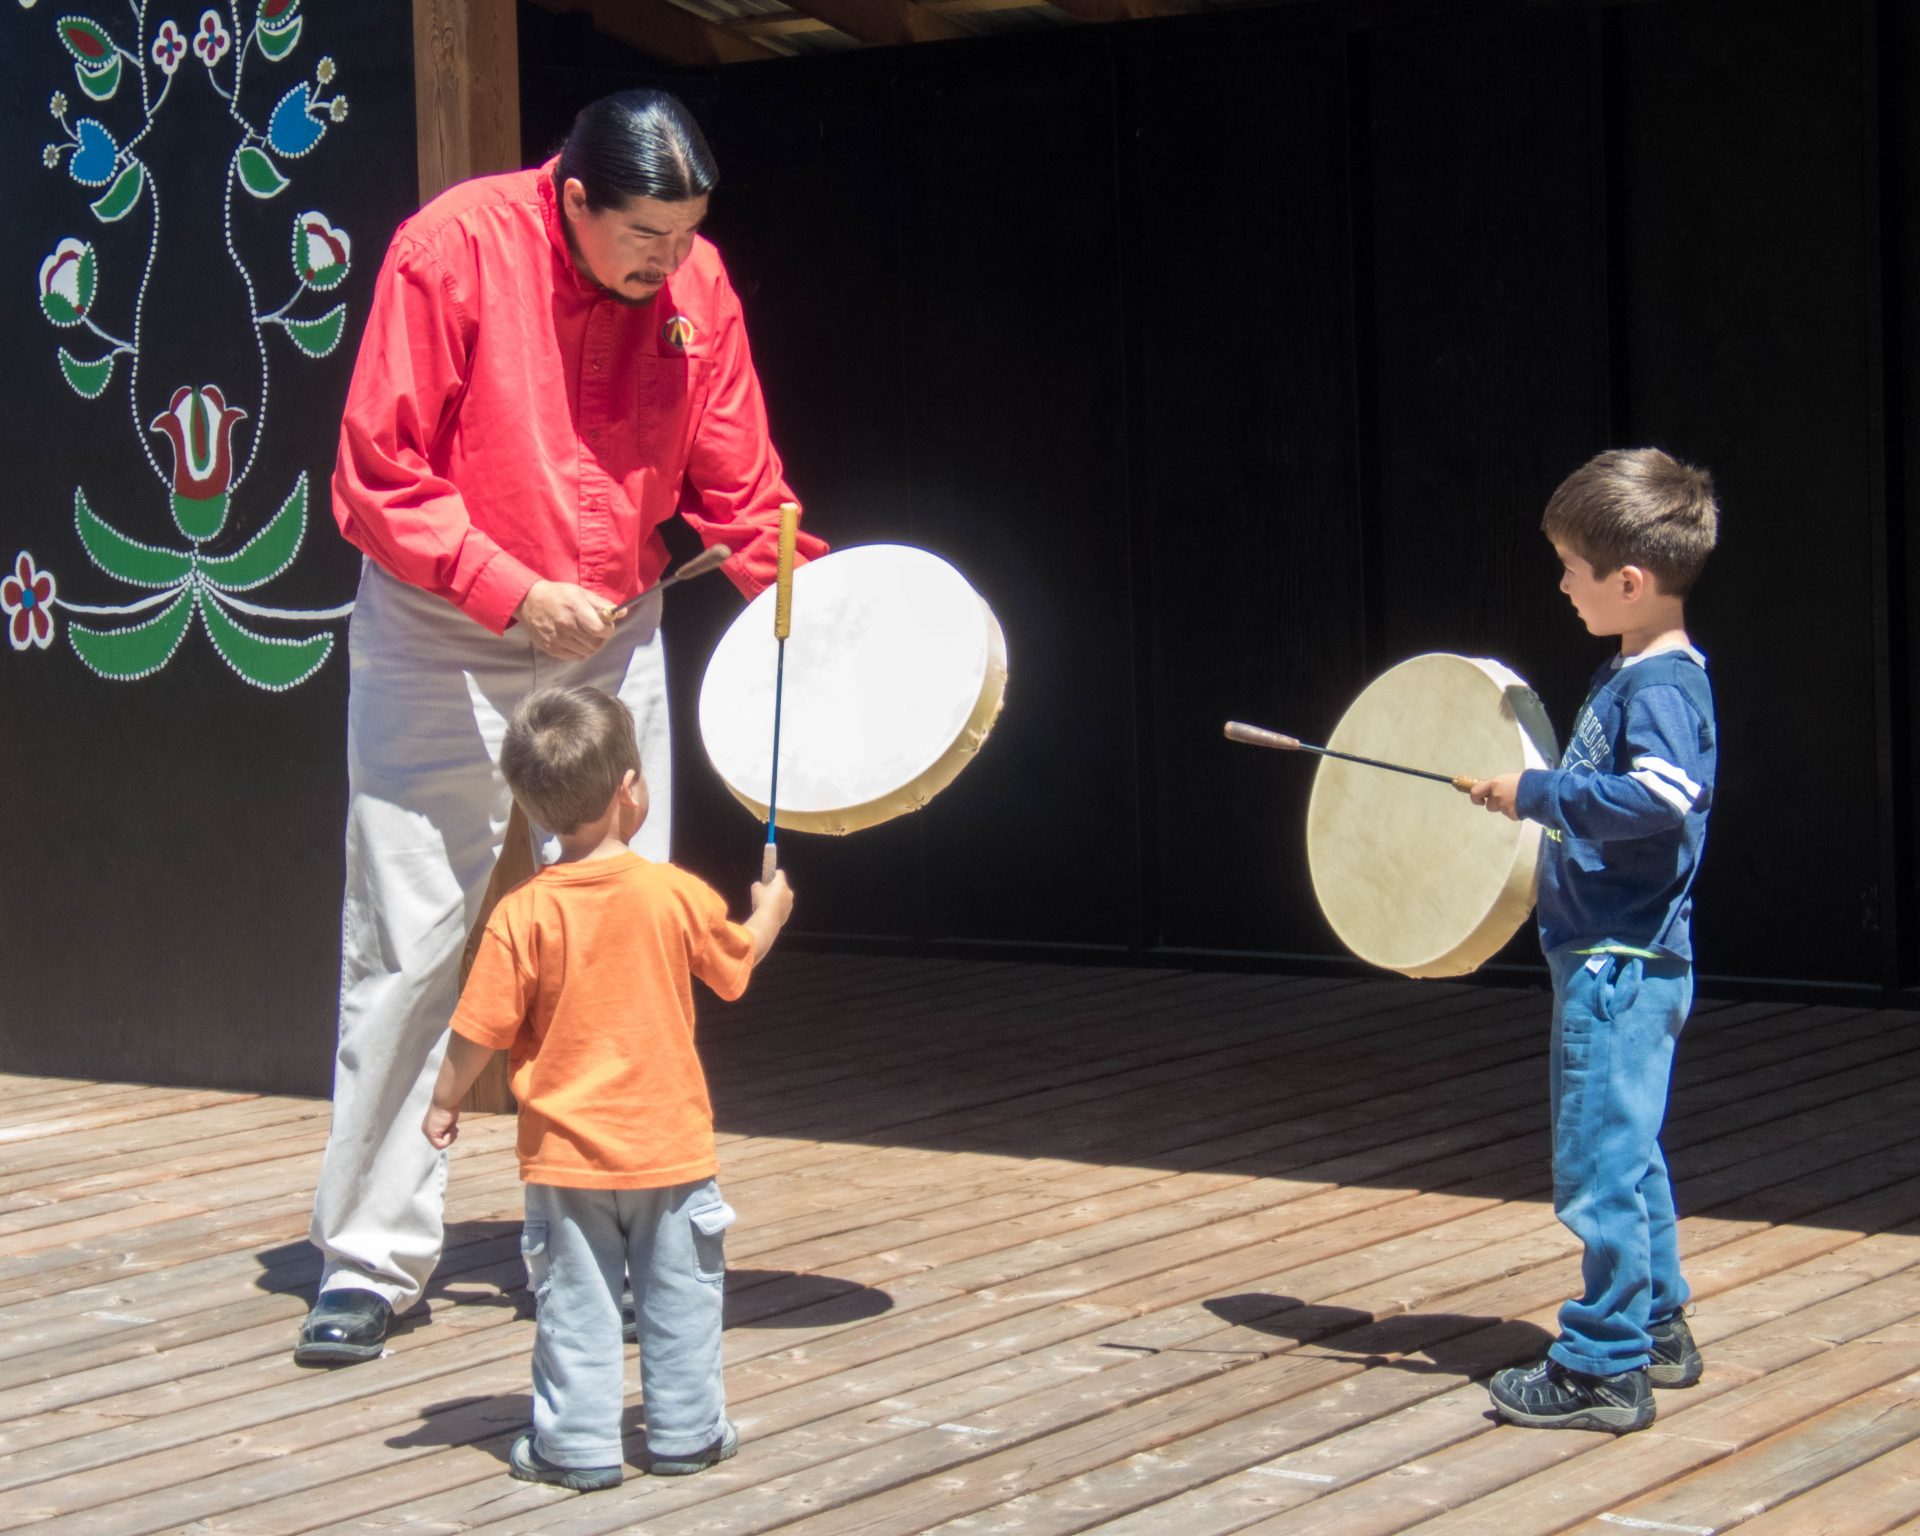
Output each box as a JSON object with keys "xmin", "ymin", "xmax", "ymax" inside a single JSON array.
[{"xmin": 561, "ymin": 180, "xmax": 708, "ymax": 305}]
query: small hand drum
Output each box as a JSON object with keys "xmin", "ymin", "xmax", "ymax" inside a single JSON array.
[
  {"xmin": 1306, "ymin": 653, "xmax": 1558, "ymax": 977},
  {"xmin": 698, "ymin": 544, "xmax": 1008, "ymax": 835}
]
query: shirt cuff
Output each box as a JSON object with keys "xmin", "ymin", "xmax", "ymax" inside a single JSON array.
[
  {"xmin": 462, "ymin": 549, "xmax": 542, "ymax": 635},
  {"xmin": 1515, "ymin": 768, "xmax": 1555, "ymax": 823},
  {"xmin": 723, "ymin": 551, "xmax": 768, "ymax": 599}
]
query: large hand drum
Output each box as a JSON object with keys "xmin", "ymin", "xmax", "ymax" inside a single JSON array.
[
  {"xmin": 699, "ymin": 545, "xmax": 1008, "ymax": 835},
  {"xmin": 1307, "ymin": 654, "xmax": 1558, "ymax": 978}
]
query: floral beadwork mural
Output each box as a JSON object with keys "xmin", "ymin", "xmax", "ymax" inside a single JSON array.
[{"xmin": 15, "ymin": 0, "xmax": 356, "ymax": 690}]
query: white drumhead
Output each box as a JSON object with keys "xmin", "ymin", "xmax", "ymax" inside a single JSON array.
[
  {"xmin": 1306, "ymin": 653, "xmax": 1558, "ymax": 978},
  {"xmin": 698, "ymin": 545, "xmax": 1007, "ymax": 835}
]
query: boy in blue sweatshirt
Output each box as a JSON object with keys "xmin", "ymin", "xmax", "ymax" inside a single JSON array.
[{"xmin": 1468, "ymin": 448, "xmax": 1719, "ymax": 1434}]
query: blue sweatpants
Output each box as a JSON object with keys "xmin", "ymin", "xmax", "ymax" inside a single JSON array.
[
  {"xmin": 521, "ymin": 1179, "xmax": 734, "ymax": 1468},
  {"xmin": 1545, "ymin": 945, "xmax": 1694, "ymax": 1377}
]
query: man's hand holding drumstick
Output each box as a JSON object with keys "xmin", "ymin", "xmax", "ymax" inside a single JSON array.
[
  {"xmin": 513, "ymin": 545, "xmax": 736, "ymax": 661},
  {"xmin": 515, "ymin": 580, "xmax": 616, "ymax": 660}
]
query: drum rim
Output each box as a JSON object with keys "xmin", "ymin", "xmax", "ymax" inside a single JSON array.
[
  {"xmin": 698, "ymin": 545, "xmax": 1009, "ymax": 836},
  {"xmin": 1305, "ymin": 652, "xmax": 1555, "ymax": 978}
]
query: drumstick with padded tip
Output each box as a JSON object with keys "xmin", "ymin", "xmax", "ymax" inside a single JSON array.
[
  {"xmin": 1223, "ymin": 720, "xmax": 1476, "ymax": 793},
  {"xmin": 605, "ymin": 543, "xmax": 733, "ymax": 624},
  {"xmin": 762, "ymin": 503, "xmax": 801, "ymax": 883}
]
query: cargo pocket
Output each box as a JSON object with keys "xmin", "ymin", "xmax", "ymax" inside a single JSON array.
[
  {"xmin": 689, "ymin": 1200, "xmax": 736, "ymax": 1284},
  {"xmin": 520, "ymin": 1220, "xmax": 550, "ymax": 1310}
]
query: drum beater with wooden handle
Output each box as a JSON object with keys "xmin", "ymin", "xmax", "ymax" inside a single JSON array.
[
  {"xmin": 763, "ymin": 502, "xmax": 800, "ymax": 882},
  {"xmin": 1223, "ymin": 720, "xmax": 1477, "ymax": 793}
]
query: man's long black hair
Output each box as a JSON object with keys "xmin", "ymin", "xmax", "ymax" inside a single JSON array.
[{"xmin": 557, "ymin": 89, "xmax": 719, "ymax": 210}]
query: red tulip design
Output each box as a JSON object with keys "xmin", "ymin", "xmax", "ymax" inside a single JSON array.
[{"xmin": 150, "ymin": 384, "xmax": 247, "ymax": 541}]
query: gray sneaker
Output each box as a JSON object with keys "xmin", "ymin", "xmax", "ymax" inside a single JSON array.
[
  {"xmin": 649, "ymin": 1421, "xmax": 738, "ymax": 1476},
  {"xmin": 508, "ymin": 1432, "xmax": 622, "ymax": 1492},
  {"xmin": 1488, "ymin": 1358, "xmax": 1655, "ymax": 1433},
  {"xmin": 1648, "ymin": 1312, "xmax": 1704, "ymax": 1388}
]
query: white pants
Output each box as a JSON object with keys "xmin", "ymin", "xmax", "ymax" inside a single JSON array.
[{"xmin": 309, "ymin": 561, "xmax": 672, "ymax": 1310}]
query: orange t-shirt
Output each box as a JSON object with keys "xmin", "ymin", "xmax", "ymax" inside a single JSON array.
[{"xmin": 449, "ymin": 851, "xmax": 756, "ymax": 1189}]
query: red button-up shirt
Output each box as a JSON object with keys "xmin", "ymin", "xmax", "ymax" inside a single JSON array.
[{"xmin": 332, "ymin": 161, "xmax": 823, "ymax": 634}]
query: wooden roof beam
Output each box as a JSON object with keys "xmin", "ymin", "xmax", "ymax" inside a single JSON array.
[
  {"xmin": 1044, "ymin": 0, "xmax": 1187, "ymax": 20},
  {"xmin": 777, "ymin": 0, "xmax": 973, "ymax": 46}
]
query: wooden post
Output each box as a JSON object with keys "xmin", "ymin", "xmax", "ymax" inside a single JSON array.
[
  {"xmin": 413, "ymin": 0, "xmax": 521, "ymax": 202},
  {"xmin": 415, "ymin": 0, "xmax": 521, "ymax": 1113}
]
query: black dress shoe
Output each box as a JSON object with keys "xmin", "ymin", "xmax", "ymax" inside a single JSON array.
[{"xmin": 294, "ymin": 1287, "xmax": 393, "ymax": 1364}]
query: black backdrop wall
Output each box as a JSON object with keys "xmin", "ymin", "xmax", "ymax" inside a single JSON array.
[
  {"xmin": 2, "ymin": 0, "xmax": 1914, "ymax": 1096},
  {"xmin": 0, "ymin": 1, "xmax": 414, "ymax": 1090},
  {"xmin": 528, "ymin": 0, "xmax": 1920, "ymax": 1000}
]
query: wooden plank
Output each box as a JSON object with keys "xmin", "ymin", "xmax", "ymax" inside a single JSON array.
[
  {"xmin": 1075, "ymin": 1259, "xmax": 1920, "ymax": 1536},
  {"xmin": 1559, "ymin": 1387, "xmax": 1920, "ymax": 1534},
  {"xmin": 413, "ymin": 0, "xmax": 521, "ymax": 202},
  {"xmin": 408, "ymin": 1159, "xmax": 1920, "ymax": 1528},
  {"xmin": 0, "ymin": 1090, "xmax": 258, "ymax": 1149},
  {"xmin": 1334, "ymin": 1349, "xmax": 1920, "ymax": 1536},
  {"xmin": 780, "ymin": 0, "xmax": 973, "ymax": 44},
  {"xmin": 1720, "ymin": 1431, "xmax": 1920, "ymax": 1534},
  {"xmin": 4, "ymin": 973, "xmax": 1919, "ymax": 1535},
  {"xmin": 1047, "ymin": 0, "xmax": 1186, "ymax": 20}
]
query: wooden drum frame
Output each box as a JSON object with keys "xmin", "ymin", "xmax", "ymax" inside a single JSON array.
[{"xmin": 1306, "ymin": 653, "xmax": 1559, "ymax": 978}]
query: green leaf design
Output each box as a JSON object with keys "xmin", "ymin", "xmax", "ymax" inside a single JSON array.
[
  {"xmin": 198, "ymin": 473, "xmax": 307, "ymax": 591},
  {"xmin": 74, "ymin": 488, "xmax": 193, "ymax": 587},
  {"xmin": 41, "ymin": 290, "xmax": 81, "ymax": 326},
  {"xmin": 172, "ymin": 490, "xmax": 229, "ymax": 545},
  {"xmin": 75, "ymin": 53, "xmax": 122, "ymax": 101},
  {"xmin": 89, "ymin": 161, "xmax": 144, "ymax": 223},
  {"xmin": 236, "ymin": 147, "xmax": 289, "ymax": 199},
  {"xmin": 200, "ymin": 593, "xmax": 333, "ymax": 690},
  {"xmin": 56, "ymin": 16, "xmax": 115, "ymax": 66},
  {"xmin": 257, "ymin": 14, "xmax": 303, "ymax": 59},
  {"xmin": 282, "ymin": 304, "xmax": 346, "ymax": 358},
  {"xmin": 58, "ymin": 347, "xmax": 116, "ymax": 398},
  {"xmin": 68, "ymin": 589, "xmax": 195, "ymax": 681}
]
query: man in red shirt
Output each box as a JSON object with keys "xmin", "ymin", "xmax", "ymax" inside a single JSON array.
[{"xmin": 298, "ymin": 90, "xmax": 823, "ymax": 1364}]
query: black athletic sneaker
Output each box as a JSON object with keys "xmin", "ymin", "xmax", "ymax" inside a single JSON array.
[
  {"xmin": 508, "ymin": 1432, "xmax": 623, "ymax": 1492},
  {"xmin": 1488, "ymin": 1358, "xmax": 1655, "ymax": 1432},
  {"xmin": 1648, "ymin": 1313, "xmax": 1704, "ymax": 1388}
]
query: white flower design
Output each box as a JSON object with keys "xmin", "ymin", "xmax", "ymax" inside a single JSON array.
[
  {"xmin": 192, "ymin": 9, "xmax": 230, "ymax": 67},
  {"xmin": 152, "ymin": 19, "xmax": 186, "ymax": 74}
]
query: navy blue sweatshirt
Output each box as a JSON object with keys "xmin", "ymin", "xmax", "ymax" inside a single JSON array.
[{"xmin": 1514, "ymin": 647, "xmax": 1716, "ymax": 962}]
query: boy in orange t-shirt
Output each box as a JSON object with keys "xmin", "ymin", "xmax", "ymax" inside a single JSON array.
[{"xmin": 424, "ymin": 685, "xmax": 792, "ymax": 1491}]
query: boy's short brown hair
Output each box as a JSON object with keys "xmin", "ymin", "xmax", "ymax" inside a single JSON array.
[
  {"xmin": 501, "ymin": 686, "xmax": 641, "ymax": 835},
  {"xmin": 1542, "ymin": 448, "xmax": 1719, "ymax": 597}
]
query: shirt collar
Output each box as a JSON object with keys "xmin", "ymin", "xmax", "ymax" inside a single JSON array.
[
  {"xmin": 538, "ymin": 158, "xmax": 600, "ymax": 297},
  {"xmin": 1612, "ymin": 643, "xmax": 1707, "ymax": 670}
]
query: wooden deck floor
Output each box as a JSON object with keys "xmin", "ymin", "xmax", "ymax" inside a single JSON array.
[{"xmin": 5, "ymin": 954, "xmax": 1920, "ymax": 1534}]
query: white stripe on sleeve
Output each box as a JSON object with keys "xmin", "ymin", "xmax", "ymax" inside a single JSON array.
[
  {"xmin": 1630, "ymin": 755, "xmax": 1702, "ymax": 801},
  {"xmin": 1630, "ymin": 768, "xmax": 1697, "ymax": 815}
]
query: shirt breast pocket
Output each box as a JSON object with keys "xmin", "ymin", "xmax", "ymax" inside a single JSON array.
[{"xmin": 623, "ymin": 356, "xmax": 711, "ymax": 476}]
